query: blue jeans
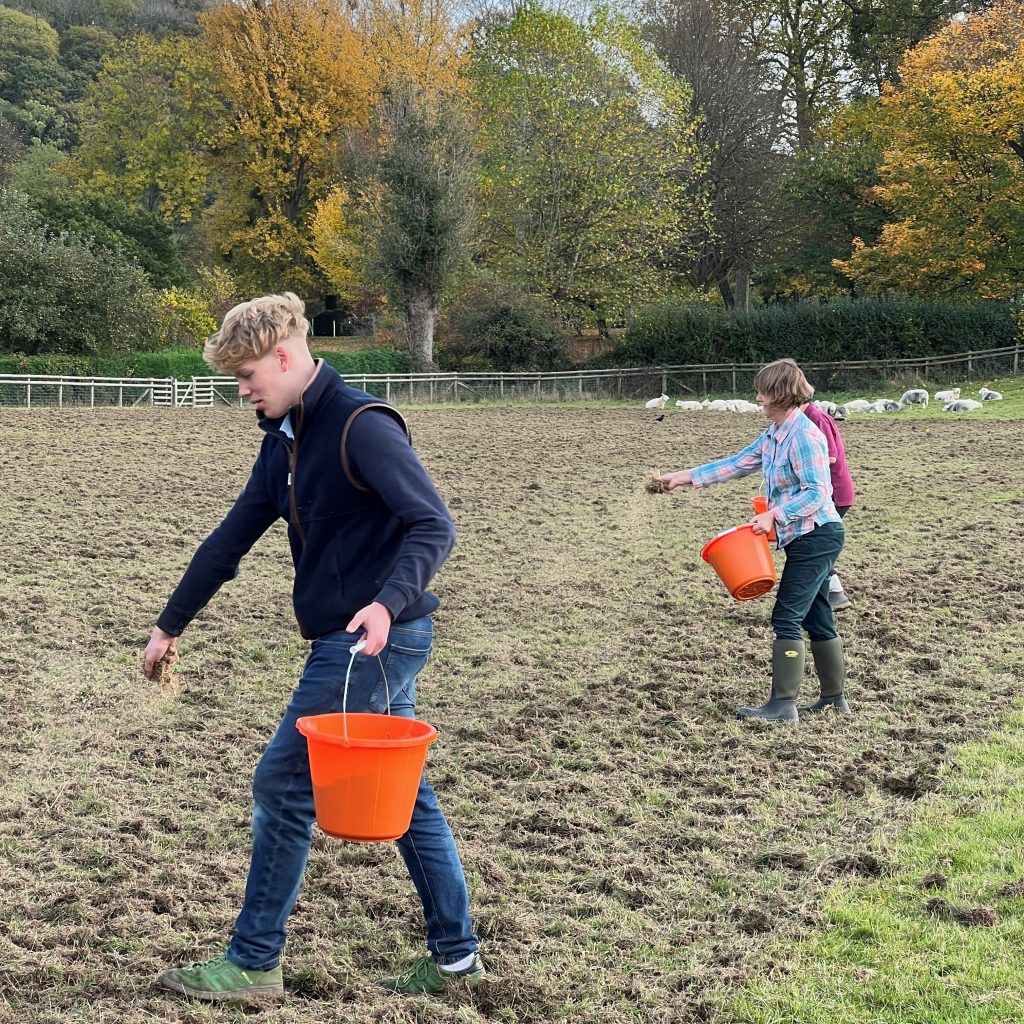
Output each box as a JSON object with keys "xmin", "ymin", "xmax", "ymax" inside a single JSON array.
[
  {"xmin": 227, "ymin": 616, "xmax": 478, "ymax": 970},
  {"xmin": 771, "ymin": 522, "xmax": 845, "ymax": 642}
]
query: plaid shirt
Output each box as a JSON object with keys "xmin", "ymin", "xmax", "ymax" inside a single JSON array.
[{"xmin": 689, "ymin": 406, "xmax": 841, "ymax": 548}]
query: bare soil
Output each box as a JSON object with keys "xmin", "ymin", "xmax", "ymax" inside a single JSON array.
[{"xmin": 1, "ymin": 407, "xmax": 1022, "ymax": 1023}]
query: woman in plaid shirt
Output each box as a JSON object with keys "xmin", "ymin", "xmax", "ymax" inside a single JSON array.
[{"xmin": 660, "ymin": 359, "xmax": 849, "ymax": 723}]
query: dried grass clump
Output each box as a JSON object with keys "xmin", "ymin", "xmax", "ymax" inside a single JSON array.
[{"xmin": 645, "ymin": 476, "xmax": 670, "ymax": 495}]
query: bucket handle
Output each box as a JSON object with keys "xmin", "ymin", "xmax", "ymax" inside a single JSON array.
[{"xmin": 341, "ymin": 639, "xmax": 392, "ymax": 745}]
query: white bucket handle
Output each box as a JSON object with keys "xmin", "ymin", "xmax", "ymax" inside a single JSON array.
[{"xmin": 340, "ymin": 639, "xmax": 392, "ymax": 745}]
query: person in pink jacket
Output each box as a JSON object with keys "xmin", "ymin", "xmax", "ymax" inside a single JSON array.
[{"xmin": 802, "ymin": 402, "xmax": 855, "ymax": 610}]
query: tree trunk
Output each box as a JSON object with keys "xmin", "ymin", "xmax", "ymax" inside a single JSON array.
[
  {"xmin": 404, "ymin": 286, "xmax": 437, "ymax": 370},
  {"xmin": 717, "ymin": 273, "xmax": 735, "ymax": 308},
  {"xmin": 734, "ymin": 262, "xmax": 750, "ymax": 312}
]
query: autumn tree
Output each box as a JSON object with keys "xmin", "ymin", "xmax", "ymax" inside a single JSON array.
[
  {"xmin": 69, "ymin": 34, "xmax": 225, "ymax": 224},
  {"xmin": 837, "ymin": 0, "xmax": 1024, "ymax": 299},
  {"xmin": 470, "ymin": 6, "xmax": 706, "ymax": 331},
  {"xmin": 198, "ymin": 0, "xmax": 371, "ymax": 294},
  {"xmin": 353, "ymin": 0, "xmax": 466, "ymax": 97}
]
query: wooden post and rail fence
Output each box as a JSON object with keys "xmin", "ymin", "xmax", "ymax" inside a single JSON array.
[{"xmin": 0, "ymin": 342, "xmax": 1020, "ymax": 409}]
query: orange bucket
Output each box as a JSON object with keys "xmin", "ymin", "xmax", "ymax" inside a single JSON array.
[
  {"xmin": 296, "ymin": 712, "xmax": 436, "ymax": 842},
  {"xmin": 701, "ymin": 524, "xmax": 777, "ymax": 600},
  {"xmin": 751, "ymin": 495, "xmax": 777, "ymax": 541}
]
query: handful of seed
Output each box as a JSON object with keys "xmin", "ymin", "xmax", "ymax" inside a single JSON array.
[
  {"xmin": 645, "ymin": 475, "xmax": 671, "ymax": 495},
  {"xmin": 152, "ymin": 648, "xmax": 179, "ymax": 691}
]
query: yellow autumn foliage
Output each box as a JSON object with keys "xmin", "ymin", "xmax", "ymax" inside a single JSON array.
[{"xmin": 837, "ymin": 0, "xmax": 1024, "ymax": 299}]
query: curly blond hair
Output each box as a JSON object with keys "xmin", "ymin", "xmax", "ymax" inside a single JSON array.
[
  {"xmin": 753, "ymin": 358, "xmax": 814, "ymax": 410},
  {"xmin": 203, "ymin": 292, "xmax": 310, "ymax": 373}
]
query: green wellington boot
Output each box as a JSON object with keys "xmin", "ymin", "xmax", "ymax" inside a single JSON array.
[
  {"xmin": 800, "ymin": 637, "xmax": 851, "ymax": 713},
  {"xmin": 737, "ymin": 640, "xmax": 803, "ymax": 723}
]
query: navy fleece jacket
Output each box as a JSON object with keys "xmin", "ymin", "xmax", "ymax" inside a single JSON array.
[{"xmin": 156, "ymin": 361, "xmax": 456, "ymax": 640}]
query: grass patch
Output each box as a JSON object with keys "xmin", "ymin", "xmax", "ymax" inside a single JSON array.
[{"xmin": 731, "ymin": 714, "xmax": 1024, "ymax": 1024}]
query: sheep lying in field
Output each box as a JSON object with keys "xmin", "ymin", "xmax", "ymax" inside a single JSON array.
[
  {"xmin": 898, "ymin": 389, "xmax": 928, "ymax": 409},
  {"xmin": 645, "ymin": 393, "xmax": 669, "ymax": 410},
  {"xmin": 838, "ymin": 398, "xmax": 872, "ymax": 414},
  {"xmin": 943, "ymin": 399, "xmax": 983, "ymax": 412},
  {"xmin": 814, "ymin": 400, "xmax": 839, "ymax": 416},
  {"xmin": 978, "ymin": 387, "xmax": 1003, "ymax": 401},
  {"xmin": 934, "ymin": 387, "xmax": 961, "ymax": 403},
  {"xmin": 675, "ymin": 400, "xmax": 704, "ymax": 411},
  {"xmin": 866, "ymin": 399, "xmax": 903, "ymax": 413}
]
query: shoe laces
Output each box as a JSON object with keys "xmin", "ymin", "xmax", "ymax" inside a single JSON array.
[
  {"xmin": 397, "ymin": 956, "xmax": 434, "ymax": 984},
  {"xmin": 189, "ymin": 955, "xmax": 232, "ymax": 972}
]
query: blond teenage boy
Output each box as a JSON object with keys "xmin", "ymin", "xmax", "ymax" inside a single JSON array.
[{"xmin": 143, "ymin": 293, "xmax": 482, "ymax": 1001}]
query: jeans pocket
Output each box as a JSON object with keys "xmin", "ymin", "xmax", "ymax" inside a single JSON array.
[{"xmin": 369, "ymin": 625, "xmax": 433, "ymax": 715}]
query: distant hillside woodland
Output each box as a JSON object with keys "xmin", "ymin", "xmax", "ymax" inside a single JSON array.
[{"xmin": 1, "ymin": 0, "xmax": 1022, "ymax": 368}]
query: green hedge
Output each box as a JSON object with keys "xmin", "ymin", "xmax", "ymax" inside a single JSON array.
[
  {"xmin": 0, "ymin": 345, "xmax": 415, "ymax": 378},
  {"xmin": 590, "ymin": 297, "xmax": 1021, "ymax": 368}
]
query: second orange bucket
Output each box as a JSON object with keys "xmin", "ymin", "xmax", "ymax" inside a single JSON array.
[
  {"xmin": 701, "ymin": 524, "xmax": 777, "ymax": 600},
  {"xmin": 296, "ymin": 713, "xmax": 436, "ymax": 842},
  {"xmin": 750, "ymin": 495, "xmax": 777, "ymax": 541}
]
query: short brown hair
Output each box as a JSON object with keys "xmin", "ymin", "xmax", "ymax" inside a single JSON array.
[
  {"xmin": 754, "ymin": 358, "xmax": 814, "ymax": 410},
  {"xmin": 203, "ymin": 292, "xmax": 309, "ymax": 373}
]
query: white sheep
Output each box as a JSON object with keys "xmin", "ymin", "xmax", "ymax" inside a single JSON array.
[
  {"xmin": 898, "ymin": 389, "xmax": 928, "ymax": 409},
  {"xmin": 934, "ymin": 387, "xmax": 961, "ymax": 403},
  {"xmin": 839, "ymin": 399, "xmax": 872, "ymax": 414},
  {"xmin": 675, "ymin": 400, "xmax": 704, "ymax": 411},
  {"xmin": 733, "ymin": 399, "xmax": 762, "ymax": 413},
  {"xmin": 943, "ymin": 399, "xmax": 983, "ymax": 412},
  {"xmin": 705, "ymin": 399, "xmax": 730, "ymax": 412},
  {"xmin": 814, "ymin": 400, "xmax": 838, "ymax": 416},
  {"xmin": 978, "ymin": 387, "xmax": 1003, "ymax": 401},
  {"xmin": 645, "ymin": 393, "xmax": 669, "ymax": 410},
  {"xmin": 866, "ymin": 399, "xmax": 902, "ymax": 413}
]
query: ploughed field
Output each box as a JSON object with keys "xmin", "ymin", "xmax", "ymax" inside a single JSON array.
[{"xmin": 1, "ymin": 407, "xmax": 1022, "ymax": 1024}]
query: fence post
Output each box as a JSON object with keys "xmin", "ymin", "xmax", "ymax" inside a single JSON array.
[
  {"xmin": 26, "ymin": 382, "xmax": 31, "ymax": 408},
  {"xmin": 968, "ymin": 351, "xmax": 974, "ymax": 374},
  {"xmin": 90, "ymin": 383, "xmax": 95, "ymax": 408},
  {"xmin": 660, "ymin": 368, "xmax": 667, "ymax": 396},
  {"xmin": 1014, "ymin": 344, "xmax": 1019, "ymax": 375},
  {"xmin": 732, "ymin": 366, "xmax": 737, "ymax": 395},
  {"xmin": 702, "ymin": 370, "xmax": 707, "ymax": 395}
]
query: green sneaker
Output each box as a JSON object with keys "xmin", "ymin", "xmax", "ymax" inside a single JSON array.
[
  {"xmin": 377, "ymin": 953, "xmax": 486, "ymax": 995},
  {"xmin": 157, "ymin": 954, "xmax": 284, "ymax": 1002}
]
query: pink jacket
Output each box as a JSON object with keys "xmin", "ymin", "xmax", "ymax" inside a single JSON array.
[{"xmin": 802, "ymin": 404, "xmax": 855, "ymax": 507}]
